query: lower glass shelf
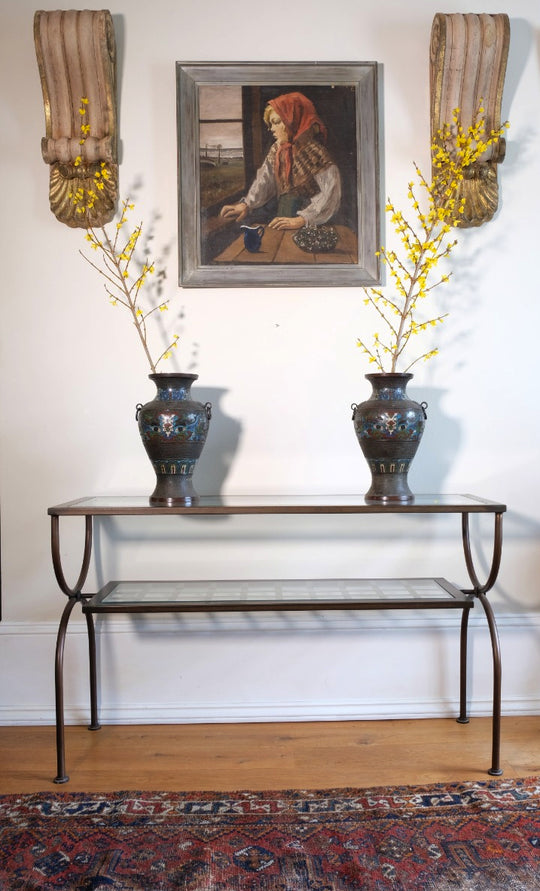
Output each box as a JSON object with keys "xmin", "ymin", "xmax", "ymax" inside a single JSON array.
[{"xmin": 83, "ymin": 577, "xmax": 473, "ymax": 613}]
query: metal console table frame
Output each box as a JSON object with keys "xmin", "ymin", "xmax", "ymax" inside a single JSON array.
[{"xmin": 48, "ymin": 493, "xmax": 505, "ymax": 784}]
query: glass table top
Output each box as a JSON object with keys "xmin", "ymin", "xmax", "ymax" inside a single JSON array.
[
  {"xmin": 85, "ymin": 577, "xmax": 471, "ymax": 611},
  {"xmin": 49, "ymin": 494, "xmax": 506, "ymax": 516}
]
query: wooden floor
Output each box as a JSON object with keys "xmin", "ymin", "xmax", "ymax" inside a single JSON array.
[{"xmin": 1, "ymin": 716, "xmax": 539, "ymax": 793}]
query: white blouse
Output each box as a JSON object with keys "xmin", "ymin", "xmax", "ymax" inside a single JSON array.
[{"xmin": 243, "ymin": 154, "xmax": 342, "ymax": 226}]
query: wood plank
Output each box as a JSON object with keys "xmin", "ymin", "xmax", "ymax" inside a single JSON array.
[
  {"xmin": 210, "ymin": 236, "xmax": 246, "ymax": 263},
  {"xmin": 336, "ymin": 224, "xmax": 359, "ymax": 255},
  {"xmin": 274, "ymin": 232, "xmax": 317, "ymax": 264},
  {"xmin": 213, "ymin": 227, "xmax": 282, "ymax": 263},
  {"xmin": 1, "ymin": 717, "xmax": 539, "ymax": 793},
  {"xmin": 212, "ymin": 226, "xmax": 358, "ymax": 266}
]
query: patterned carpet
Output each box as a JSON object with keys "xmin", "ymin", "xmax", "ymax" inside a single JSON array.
[{"xmin": 1, "ymin": 778, "xmax": 540, "ymax": 889}]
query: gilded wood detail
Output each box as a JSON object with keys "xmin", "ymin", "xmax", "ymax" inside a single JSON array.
[
  {"xmin": 34, "ymin": 10, "xmax": 118, "ymax": 227},
  {"xmin": 430, "ymin": 13, "xmax": 510, "ymax": 227}
]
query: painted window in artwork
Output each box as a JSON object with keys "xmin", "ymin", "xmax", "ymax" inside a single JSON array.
[{"xmin": 199, "ymin": 86, "xmax": 245, "ymax": 211}]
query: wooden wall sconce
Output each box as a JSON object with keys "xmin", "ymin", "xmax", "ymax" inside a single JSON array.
[
  {"xmin": 34, "ymin": 9, "xmax": 118, "ymax": 228},
  {"xmin": 430, "ymin": 13, "xmax": 510, "ymax": 227}
]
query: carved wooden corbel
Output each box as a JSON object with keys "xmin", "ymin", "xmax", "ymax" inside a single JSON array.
[
  {"xmin": 430, "ymin": 13, "xmax": 510, "ymax": 227},
  {"xmin": 34, "ymin": 9, "xmax": 118, "ymax": 228}
]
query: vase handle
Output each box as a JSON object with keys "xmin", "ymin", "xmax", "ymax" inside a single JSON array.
[
  {"xmin": 135, "ymin": 403, "xmax": 143, "ymax": 421},
  {"xmin": 421, "ymin": 401, "xmax": 428, "ymax": 419},
  {"xmin": 205, "ymin": 402, "xmax": 212, "ymax": 421},
  {"xmin": 350, "ymin": 402, "xmax": 358, "ymax": 420}
]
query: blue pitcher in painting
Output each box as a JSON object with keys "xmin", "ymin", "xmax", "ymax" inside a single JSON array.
[{"xmin": 241, "ymin": 224, "xmax": 264, "ymax": 253}]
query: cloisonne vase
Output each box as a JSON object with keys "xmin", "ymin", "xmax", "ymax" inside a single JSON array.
[
  {"xmin": 136, "ymin": 373, "xmax": 212, "ymax": 506},
  {"xmin": 351, "ymin": 373, "xmax": 428, "ymax": 504}
]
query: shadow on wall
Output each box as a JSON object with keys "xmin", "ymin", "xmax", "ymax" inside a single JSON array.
[
  {"xmin": 191, "ymin": 387, "xmax": 242, "ymax": 496},
  {"xmin": 407, "ymin": 386, "xmax": 462, "ymax": 495},
  {"xmin": 192, "ymin": 385, "xmax": 461, "ymax": 499},
  {"xmin": 192, "ymin": 385, "xmax": 462, "ymax": 498}
]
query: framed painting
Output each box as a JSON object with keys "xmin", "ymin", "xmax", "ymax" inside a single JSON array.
[{"xmin": 176, "ymin": 62, "xmax": 380, "ymax": 288}]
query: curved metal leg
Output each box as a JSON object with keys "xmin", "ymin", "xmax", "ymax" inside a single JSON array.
[
  {"xmin": 54, "ymin": 597, "xmax": 79, "ymax": 783},
  {"xmin": 86, "ymin": 610, "xmax": 101, "ymax": 732},
  {"xmin": 461, "ymin": 511, "xmax": 503, "ymax": 595},
  {"xmin": 51, "ymin": 514, "xmax": 93, "ymax": 597},
  {"xmin": 52, "ymin": 512, "xmax": 99, "ymax": 783},
  {"xmin": 457, "ymin": 605, "xmax": 471, "ymax": 724},
  {"xmin": 460, "ymin": 511, "xmax": 504, "ymax": 775},
  {"xmin": 478, "ymin": 591, "xmax": 503, "ymax": 776}
]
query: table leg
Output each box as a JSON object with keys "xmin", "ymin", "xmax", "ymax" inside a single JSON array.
[
  {"xmin": 478, "ymin": 591, "xmax": 503, "ymax": 776},
  {"xmin": 457, "ymin": 605, "xmax": 471, "ymax": 724},
  {"xmin": 86, "ymin": 610, "xmax": 101, "ymax": 732},
  {"xmin": 460, "ymin": 511, "xmax": 504, "ymax": 775},
  {"xmin": 461, "ymin": 512, "xmax": 503, "ymax": 594},
  {"xmin": 54, "ymin": 597, "xmax": 78, "ymax": 783},
  {"xmin": 52, "ymin": 513, "xmax": 97, "ymax": 783}
]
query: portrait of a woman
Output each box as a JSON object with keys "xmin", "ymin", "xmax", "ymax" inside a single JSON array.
[{"xmin": 220, "ymin": 91, "xmax": 342, "ymax": 232}]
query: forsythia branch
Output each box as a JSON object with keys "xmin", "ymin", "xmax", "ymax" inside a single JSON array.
[
  {"xmin": 358, "ymin": 106, "xmax": 509, "ymax": 372},
  {"xmin": 80, "ymin": 203, "xmax": 178, "ymax": 373},
  {"xmin": 72, "ymin": 99, "xmax": 179, "ymax": 373}
]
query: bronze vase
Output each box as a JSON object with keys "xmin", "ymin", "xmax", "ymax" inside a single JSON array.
[
  {"xmin": 352, "ymin": 373, "xmax": 427, "ymax": 504},
  {"xmin": 136, "ymin": 373, "xmax": 212, "ymax": 506}
]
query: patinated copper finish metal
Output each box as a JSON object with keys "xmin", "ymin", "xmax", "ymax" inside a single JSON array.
[{"xmin": 48, "ymin": 494, "xmax": 506, "ymax": 783}]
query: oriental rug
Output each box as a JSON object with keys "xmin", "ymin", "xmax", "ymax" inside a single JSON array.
[{"xmin": 1, "ymin": 778, "xmax": 540, "ymax": 890}]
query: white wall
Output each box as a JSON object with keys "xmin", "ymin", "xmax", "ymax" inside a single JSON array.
[{"xmin": 1, "ymin": 0, "xmax": 540, "ymax": 733}]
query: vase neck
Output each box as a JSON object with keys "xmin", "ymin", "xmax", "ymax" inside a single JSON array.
[
  {"xmin": 366, "ymin": 373, "xmax": 413, "ymax": 400},
  {"xmin": 150, "ymin": 373, "xmax": 198, "ymax": 400}
]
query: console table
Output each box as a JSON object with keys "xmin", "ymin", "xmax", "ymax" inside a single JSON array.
[{"xmin": 48, "ymin": 494, "xmax": 505, "ymax": 784}]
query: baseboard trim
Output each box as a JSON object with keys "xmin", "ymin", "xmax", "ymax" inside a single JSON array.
[
  {"xmin": 3, "ymin": 608, "xmax": 540, "ymax": 636},
  {"xmin": 2, "ymin": 612, "xmax": 539, "ymax": 725},
  {"xmin": 2, "ymin": 695, "xmax": 540, "ymax": 727}
]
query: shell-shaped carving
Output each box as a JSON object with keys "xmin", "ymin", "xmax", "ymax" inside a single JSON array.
[
  {"xmin": 430, "ymin": 13, "xmax": 509, "ymax": 227},
  {"xmin": 48, "ymin": 162, "xmax": 118, "ymax": 229},
  {"xmin": 452, "ymin": 165, "xmax": 499, "ymax": 228}
]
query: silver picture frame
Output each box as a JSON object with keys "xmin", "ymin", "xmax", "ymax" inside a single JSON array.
[{"xmin": 176, "ymin": 61, "xmax": 380, "ymax": 288}]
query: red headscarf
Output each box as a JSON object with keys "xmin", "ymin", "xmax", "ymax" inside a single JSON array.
[{"xmin": 267, "ymin": 92, "xmax": 327, "ymax": 188}]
